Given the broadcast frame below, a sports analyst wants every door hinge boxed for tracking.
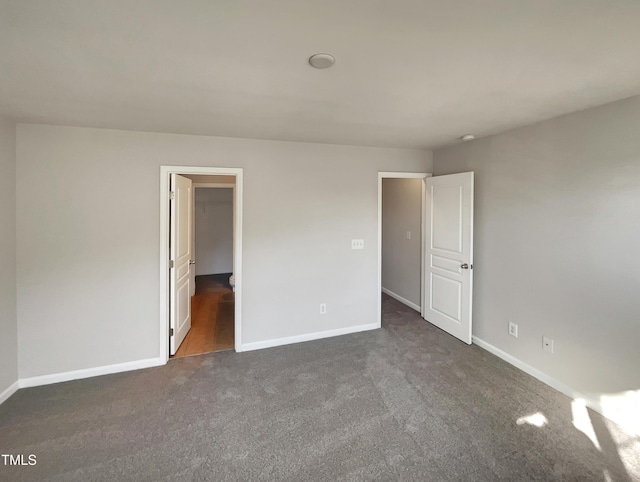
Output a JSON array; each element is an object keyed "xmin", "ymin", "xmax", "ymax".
[
  {"xmin": 169, "ymin": 328, "xmax": 174, "ymax": 337},
  {"xmin": 170, "ymin": 191, "xmax": 175, "ymax": 200},
  {"xmin": 169, "ymin": 260, "xmax": 174, "ymax": 269}
]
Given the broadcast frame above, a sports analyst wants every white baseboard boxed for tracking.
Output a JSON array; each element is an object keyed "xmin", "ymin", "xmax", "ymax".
[
  {"xmin": 0, "ymin": 380, "xmax": 19, "ymax": 405},
  {"xmin": 18, "ymin": 357, "xmax": 166, "ymax": 389},
  {"xmin": 472, "ymin": 336, "xmax": 609, "ymax": 422},
  {"xmin": 240, "ymin": 323, "xmax": 379, "ymax": 352},
  {"xmin": 381, "ymin": 287, "xmax": 421, "ymax": 312}
]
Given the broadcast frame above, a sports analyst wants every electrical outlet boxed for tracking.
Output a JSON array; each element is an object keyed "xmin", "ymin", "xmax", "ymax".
[
  {"xmin": 406, "ymin": 231, "xmax": 411, "ymax": 240},
  {"xmin": 508, "ymin": 322, "xmax": 518, "ymax": 338},
  {"xmin": 351, "ymin": 239, "xmax": 364, "ymax": 250},
  {"xmin": 543, "ymin": 336, "xmax": 554, "ymax": 353},
  {"xmin": 320, "ymin": 303, "xmax": 327, "ymax": 315}
]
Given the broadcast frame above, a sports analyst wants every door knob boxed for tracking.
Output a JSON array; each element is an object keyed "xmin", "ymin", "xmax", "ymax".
[
  {"xmin": 461, "ymin": 263, "xmax": 470, "ymax": 269},
  {"xmin": 189, "ymin": 260, "xmax": 196, "ymax": 265}
]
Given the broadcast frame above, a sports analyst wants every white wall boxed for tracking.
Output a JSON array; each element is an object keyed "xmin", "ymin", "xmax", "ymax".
[
  {"xmin": 382, "ymin": 178, "xmax": 422, "ymax": 308},
  {"xmin": 0, "ymin": 118, "xmax": 17, "ymax": 397},
  {"xmin": 433, "ymin": 96, "xmax": 640, "ymax": 414},
  {"xmin": 16, "ymin": 124, "xmax": 432, "ymax": 378},
  {"xmin": 195, "ymin": 188, "xmax": 233, "ymax": 276}
]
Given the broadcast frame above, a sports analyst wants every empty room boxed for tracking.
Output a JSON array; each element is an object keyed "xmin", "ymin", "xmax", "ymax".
[{"xmin": 1, "ymin": 1, "xmax": 639, "ymax": 480}]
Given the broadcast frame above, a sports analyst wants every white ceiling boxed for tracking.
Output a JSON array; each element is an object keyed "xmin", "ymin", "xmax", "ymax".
[{"xmin": 2, "ymin": 0, "xmax": 640, "ymax": 150}]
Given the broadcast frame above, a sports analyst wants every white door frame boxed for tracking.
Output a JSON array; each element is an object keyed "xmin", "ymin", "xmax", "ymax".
[
  {"xmin": 160, "ymin": 166, "xmax": 243, "ymax": 362},
  {"xmin": 377, "ymin": 171, "xmax": 432, "ymax": 326}
]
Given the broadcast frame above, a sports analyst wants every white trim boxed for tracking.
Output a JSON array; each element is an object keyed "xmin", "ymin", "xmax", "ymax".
[
  {"xmin": 472, "ymin": 336, "xmax": 612, "ymax": 424},
  {"xmin": 378, "ymin": 172, "xmax": 431, "ymax": 179},
  {"xmin": 377, "ymin": 172, "xmax": 432, "ymax": 327},
  {"xmin": 160, "ymin": 166, "xmax": 244, "ymax": 360},
  {"xmin": 192, "ymin": 182, "xmax": 234, "ymax": 189},
  {"xmin": 420, "ymin": 179, "xmax": 426, "ymax": 318},
  {"xmin": 381, "ymin": 287, "xmax": 421, "ymax": 312},
  {"xmin": 0, "ymin": 380, "xmax": 19, "ymax": 405},
  {"xmin": 240, "ymin": 323, "xmax": 379, "ymax": 352},
  {"xmin": 18, "ymin": 357, "xmax": 164, "ymax": 389}
]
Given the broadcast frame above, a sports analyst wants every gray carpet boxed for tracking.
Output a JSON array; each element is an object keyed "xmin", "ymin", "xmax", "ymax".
[{"xmin": 0, "ymin": 295, "xmax": 638, "ymax": 481}]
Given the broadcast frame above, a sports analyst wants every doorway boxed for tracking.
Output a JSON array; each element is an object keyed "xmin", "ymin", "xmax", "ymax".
[
  {"xmin": 159, "ymin": 166, "xmax": 243, "ymax": 363},
  {"xmin": 381, "ymin": 176, "xmax": 426, "ymax": 312},
  {"xmin": 173, "ymin": 181, "xmax": 236, "ymax": 358},
  {"xmin": 378, "ymin": 171, "xmax": 474, "ymax": 345},
  {"xmin": 378, "ymin": 172, "xmax": 430, "ymax": 326}
]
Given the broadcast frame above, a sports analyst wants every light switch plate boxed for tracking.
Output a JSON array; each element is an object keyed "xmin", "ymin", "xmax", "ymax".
[{"xmin": 351, "ymin": 239, "xmax": 364, "ymax": 250}]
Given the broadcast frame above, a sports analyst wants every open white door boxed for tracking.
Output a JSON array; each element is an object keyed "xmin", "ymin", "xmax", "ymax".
[
  {"xmin": 189, "ymin": 186, "xmax": 196, "ymax": 297},
  {"xmin": 423, "ymin": 172, "xmax": 474, "ymax": 344},
  {"xmin": 170, "ymin": 173, "xmax": 193, "ymax": 355}
]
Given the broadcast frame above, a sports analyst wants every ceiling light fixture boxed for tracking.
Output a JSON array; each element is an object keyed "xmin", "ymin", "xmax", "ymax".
[
  {"xmin": 308, "ymin": 53, "xmax": 335, "ymax": 69},
  {"xmin": 461, "ymin": 134, "xmax": 475, "ymax": 142}
]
